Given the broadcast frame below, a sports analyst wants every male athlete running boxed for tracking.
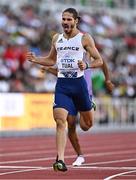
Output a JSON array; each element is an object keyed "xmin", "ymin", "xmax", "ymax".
[
  {"xmin": 41, "ymin": 59, "xmax": 114, "ymax": 166},
  {"xmin": 27, "ymin": 8, "xmax": 105, "ymax": 171}
]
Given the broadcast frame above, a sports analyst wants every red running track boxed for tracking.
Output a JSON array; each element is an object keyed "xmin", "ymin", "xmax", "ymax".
[{"xmin": 0, "ymin": 132, "xmax": 136, "ymax": 179}]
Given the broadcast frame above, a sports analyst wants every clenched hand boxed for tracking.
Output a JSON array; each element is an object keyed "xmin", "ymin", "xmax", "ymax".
[{"xmin": 78, "ymin": 60, "xmax": 87, "ymax": 70}]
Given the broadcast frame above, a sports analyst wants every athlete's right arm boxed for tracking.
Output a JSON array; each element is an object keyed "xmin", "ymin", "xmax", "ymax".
[{"xmin": 26, "ymin": 34, "xmax": 58, "ymax": 66}]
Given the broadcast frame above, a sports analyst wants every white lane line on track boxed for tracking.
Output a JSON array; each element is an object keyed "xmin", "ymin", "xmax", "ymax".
[
  {"xmin": 0, "ymin": 149, "xmax": 56, "ymax": 157},
  {"xmin": 73, "ymin": 166, "xmax": 136, "ymax": 170},
  {"xmin": 0, "ymin": 165, "xmax": 136, "ymax": 176},
  {"xmin": 0, "ymin": 166, "xmax": 75, "ymax": 176},
  {"xmin": 1, "ymin": 165, "xmax": 136, "ymax": 170},
  {"xmin": 0, "ymin": 165, "xmax": 43, "ymax": 169},
  {"xmin": 0, "ymin": 156, "xmax": 61, "ymax": 165},
  {"xmin": 0, "ymin": 167, "xmax": 53, "ymax": 176},
  {"xmin": 104, "ymin": 170, "xmax": 136, "ymax": 180},
  {"xmin": 0, "ymin": 149, "xmax": 136, "ymax": 165},
  {"xmin": 81, "ymin": 158, "xmax": 136, "ymax": 166},
  {"xmin": 1, "ymin": 165, "xmax": 136, "ymax": 171}
]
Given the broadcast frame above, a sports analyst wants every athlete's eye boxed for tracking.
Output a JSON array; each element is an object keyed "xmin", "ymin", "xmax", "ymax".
[
  {"xmin": 62, "ymin": 18, "xmax": 72, "ymax": 21},
  {"xmin": 67, "ymin": 18, "xmax": 72, "ymax": 21}
]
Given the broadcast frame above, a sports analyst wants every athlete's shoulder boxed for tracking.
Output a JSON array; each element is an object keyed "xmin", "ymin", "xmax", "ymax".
[
  {"xmin": 82, "ymin": 32, "xmax": 93, "ymax": 40},
  {"xmin": 81, "ymin": 32, "xmax": 95, "ymax": 46},
  {"xmin": 52, "ymin": 33, "xmax": 60, "ymax": 43},
  {"xmin": 53, "ymin": 33, "xmax": 64, "ymax": 44}
]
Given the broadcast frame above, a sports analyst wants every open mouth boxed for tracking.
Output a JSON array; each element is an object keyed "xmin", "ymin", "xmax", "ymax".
[{"xmin": 63, "ymin": 24, "xmax": 69, "ymax": 30}]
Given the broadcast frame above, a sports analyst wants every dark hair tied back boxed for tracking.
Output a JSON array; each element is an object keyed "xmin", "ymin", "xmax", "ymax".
[{"xmin": 63, "ymin": 8, "xmax": 80, "ymax": 20}]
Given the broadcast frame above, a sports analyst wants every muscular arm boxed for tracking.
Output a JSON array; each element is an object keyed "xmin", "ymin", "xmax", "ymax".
[
  {"xmin": 85, "ymin": 51, "xmax": 114, "ymax": 92},
  {"xmin": 102, "ymin": 60, "xmax": 110, "ymax": 81},
  {"xmin": 102, "ymin": 60, "xmax": 114, "ymax": 92},
  {"xmin": 26, "ymin": 34, "xmax": 58, "ymax": 66},
  {"xmin": 82, "ymin": 34, "xmax": 103, "ymax": 68}
]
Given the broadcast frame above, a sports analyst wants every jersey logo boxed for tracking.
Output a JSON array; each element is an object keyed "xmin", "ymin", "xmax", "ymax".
[
  {"xmin": 58, "ymin": 38, "xmax": 63, "ymax": 43},
  {"xmin": 61, "ymin": 71, "xmax": 77, "ymax": 78},
  {"xmin": 57, "ymin": 46, "xmax": 79, "ymax": 51}
]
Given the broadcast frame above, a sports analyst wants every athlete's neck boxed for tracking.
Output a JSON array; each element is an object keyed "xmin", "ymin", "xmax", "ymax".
[{"xmin": 64, "ymin": 29, "xmax": 80, "ymax": 40}]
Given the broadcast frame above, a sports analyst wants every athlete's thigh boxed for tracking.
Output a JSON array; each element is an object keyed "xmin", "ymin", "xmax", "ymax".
[
  {"xmin": 74, "ymin": 93, "xmax": 92, "ymax": 112},
  {"xmin": 67, "ymin": 115, "xmax": 76, "ymax": 128},
  {"xmin": 53, "ymin": 107, "xmax": 68, "ymax": 122},
  {"xmin": 73, "ymin": 77, "xmax": 92, "ymax": 112},
  {"xmin": 54, "ymin": 91, "xmax": 78, "ymax": 116},
  {"xmin": 67, "ymin": 102, "xmax": 77, "ymax": 128}
]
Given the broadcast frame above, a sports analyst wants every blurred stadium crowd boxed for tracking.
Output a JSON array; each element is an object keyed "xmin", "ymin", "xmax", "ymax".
[{"xmin": 0, "ymin": 2, "xmax": 135, "ymax": 98}]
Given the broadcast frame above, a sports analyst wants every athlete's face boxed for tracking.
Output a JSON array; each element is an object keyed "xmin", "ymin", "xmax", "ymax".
[{"xmin": 62, "ymin": 12, "xmax": 77, "ymax": 34}]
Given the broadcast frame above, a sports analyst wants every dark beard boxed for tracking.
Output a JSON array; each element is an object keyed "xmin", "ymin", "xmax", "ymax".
[{"xmin": 63, "ymin": 24, "xmax": 74, "ymax": 34}]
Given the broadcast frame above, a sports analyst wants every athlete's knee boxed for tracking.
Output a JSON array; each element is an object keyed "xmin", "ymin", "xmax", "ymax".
[
  {"xmin": 80, "ymin": 121, "xmax": 93, "ymax": 131},
  {"xmin": 87, "ymin": 120, "xmax": 93, "ymax": 128},
  {"xmin": 80, "ymin": 125, "xmax": 91, "ymax": 131},
  {"xmin": 79, "ymin": 111, "xmax": 93, "ymax": 131},
  {"xmin": 55, "ymin": 118, "xmax": 66, "ymax": 130},
  {"xmin": 67, "ymin": 115, "xmax": 76, "ymax": 134}
]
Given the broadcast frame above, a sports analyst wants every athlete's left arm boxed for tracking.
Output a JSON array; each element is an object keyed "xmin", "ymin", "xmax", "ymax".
[
  {"xmin": 82, "ymin": 33, "xmax": 103, "ymax": 68},
  {"xmin": 102, "ymin": 60, "xmax": 114, "ymax": 92}
]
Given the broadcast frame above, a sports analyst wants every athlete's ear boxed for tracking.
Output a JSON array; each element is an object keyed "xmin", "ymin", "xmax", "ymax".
[
  {"xmin": 76, "ymin": 16, "xmax": 80, "ymax": 24},
  {"xmin": 75, "ymin": 18, "xmax": 78, "ymax": 25}
]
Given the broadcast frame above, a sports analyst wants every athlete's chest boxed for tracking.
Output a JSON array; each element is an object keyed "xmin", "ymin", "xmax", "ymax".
[{"xmin": 56, "ymin": 35, "xmax": 84, "ymax": 56}]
